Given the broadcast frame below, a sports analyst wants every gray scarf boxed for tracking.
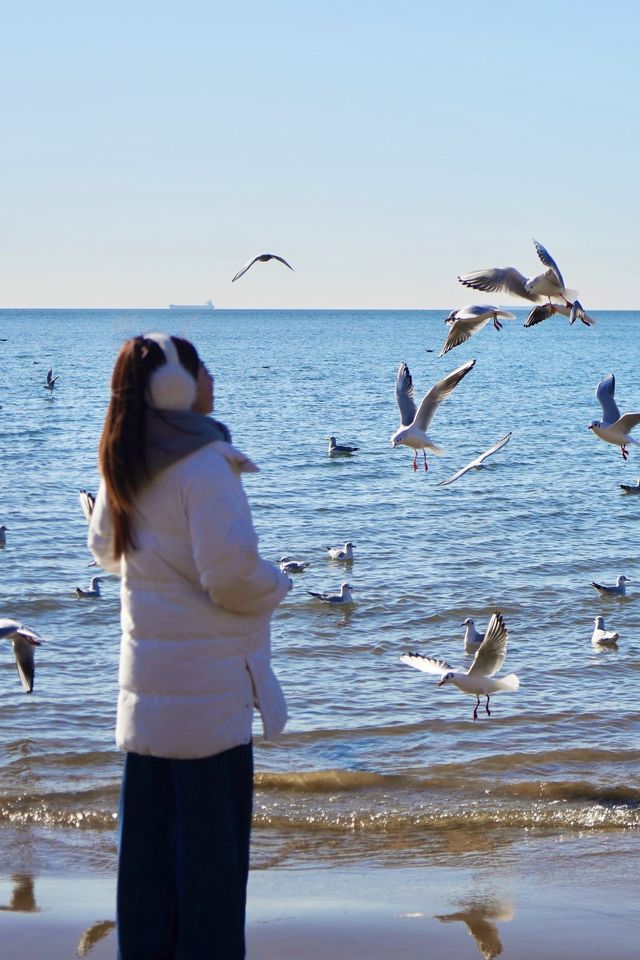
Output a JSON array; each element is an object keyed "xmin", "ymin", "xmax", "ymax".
[{"xmin": 145, "ymin": 409, "xmax": 231, "ymax": 481}]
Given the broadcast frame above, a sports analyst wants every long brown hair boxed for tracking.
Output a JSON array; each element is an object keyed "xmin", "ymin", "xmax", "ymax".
[{"xmin": 99, "ymin": 335, "xmax": 201, "ymax": 558}]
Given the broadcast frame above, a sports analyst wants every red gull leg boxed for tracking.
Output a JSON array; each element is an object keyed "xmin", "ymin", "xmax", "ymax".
[
  {"xmin": 413, "ymin": 451, "xmax": 418, "ymax": 471},
  {"xmin": 622, "ymin": 446, "xmax": 629, "ymax": 461}
]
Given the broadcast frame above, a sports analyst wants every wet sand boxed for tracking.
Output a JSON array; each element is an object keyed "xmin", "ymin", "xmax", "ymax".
[{"xmin": 1, "ymin": 830, "xmax": 639, "ymax": 959}]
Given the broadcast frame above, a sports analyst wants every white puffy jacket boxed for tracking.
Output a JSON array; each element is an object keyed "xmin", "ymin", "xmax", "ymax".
[{"xmin": 88, "ymin": 440, "xmax": 291, "ymax": 759}]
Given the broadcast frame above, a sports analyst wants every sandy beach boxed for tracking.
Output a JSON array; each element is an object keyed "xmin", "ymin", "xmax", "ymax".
[{"xmin": 1, "ymin": 827, "xmax": 639, "ymax": 959}]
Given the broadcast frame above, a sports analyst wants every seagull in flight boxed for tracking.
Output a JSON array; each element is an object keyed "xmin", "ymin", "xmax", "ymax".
[
  {"xmin": 43, "ymin": 368, "xmax": 60, "ymax": 392},
  {"xmin": 458, "ymin": 239, "xmax": 577, "ymax": 306},
  {"xmin": 232, "ymin": 253, "xmax": 294, "ymax": 283},
  {"xmin": 591, "ymin": 616, "xmax": 619, "ymax": 647},
  {"xmin": 439, "ymin": 305, "xmax": 516, "ymax": 357},
  {"xmin": 0, "ymin": 619, "xmax": 44, "ymax": 693},
  {"xmin": 78, "ymin": 489, "xmax": 96, "ymax": 523},
  {"xmin": 524, "ymin": 300, "xmax": 596, "ymax": 328},
  {"xmin": 325, "ymin": 542, "xmax": 354, "ymax": 561},
  {"xmin": 327, "ymin": 436, "xmax": 359, "ymax": 456},
  {"xmin": 75, "ymin": 576, "xmax": 103, "ymax": 598},
  {"xmin": 591, "ymin": 575, "xmax": 631, "ymax": 598},
  {"xmin": 437, "ymin": 433, "xmax": 512, "ymax": 487},
  {"xmin": 589, "ymin": 373, "xmax": 640, "ymax": 461},
  {"xmin": 307, "ymin": 582, "xmax": 354, "ymax": 604},
  {"xmin": 391, "ymin": 359, "xmax": 476, "ymax": 471},
  {"xmin": 401, "ymin": 612, "xmax": 519, "ymax": 720}
]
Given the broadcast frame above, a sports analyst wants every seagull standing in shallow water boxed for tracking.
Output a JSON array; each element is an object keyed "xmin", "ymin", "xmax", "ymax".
[
  {"xmin": 591, "ymin": 575, "xmax": 631, "ymax": 598},
  {"xmin": 0, "ymin": 619, "xmax": 44, "ymax": 693},
  {"xmin": 589, "ymin": 373, "xmax": 640, "ymax": 461},
  {"xmin": 591, "ymin": 616, "xmax": 619, "ymax": 647},
  {"xmin": 391, "ymin": 359, "xmax": 476, "ymax": 471},
  {"xmin": 307, "ymin": 582, "xmax": 354, "ymax": 605},
  {"xmin": 75, "ymin": 576, "xmax": 103, "ymax": 598},
  {"xmin": 401, "ymin": 612, "xmax": 519, "ymax": 720}
]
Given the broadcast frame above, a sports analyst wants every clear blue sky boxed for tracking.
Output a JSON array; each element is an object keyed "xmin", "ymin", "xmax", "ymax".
[{"xmin": 1, "ymin": 1, "xmax": 638, "ymax": 308}]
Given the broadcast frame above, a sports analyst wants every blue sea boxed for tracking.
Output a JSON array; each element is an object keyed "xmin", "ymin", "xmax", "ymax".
[{"xmin": 0, "ymin": 308, "xmax": 639, "ymax": 876}]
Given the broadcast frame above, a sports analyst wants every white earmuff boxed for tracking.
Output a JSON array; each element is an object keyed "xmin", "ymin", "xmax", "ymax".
[{"xmin": 145, "ymin": 332, "xmax": 197, "ymax": 411}]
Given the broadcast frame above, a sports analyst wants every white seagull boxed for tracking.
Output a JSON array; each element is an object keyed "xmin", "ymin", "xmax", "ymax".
[
  {"xmin": 439, "ymin": 305, "xmax": 516, "ymax": 357},
  {"xmin": 591, "ymin": 616, "xmax": 619, "ymax": 647},
  {"xmin": 458, "ymin": 240, "xmax": 576, "ymax": 305},
  {"xmin": 43, "ymin": 368, "xmax": 60, "ymax": 392},
  {"xmin": 620, "ymin": 477, "xmax": 640, "ymax": 494},
  {"xmin": 401, "ymin": 612, "xmax": 519, "ymax": 720},
  {"xmin": 327, "ymin": 436, "xmax": 359, "ymax": 456},
  {"xmin": 75, "ymin": 576, "xmax": 103, "ymax": 599},
  {"xmin": 591, "ymin": 575, "xmax": 631, "ymax": 598},
  {"xmin": 391, "ymin": 359, "xmax": 476, "ymax": 471},
  {"xmin": 589, "ymin": 373, "xmax": 640, "ymax": 461},
  {"xmin": 78, "ymin": 489, "xmax": 96, "ymax": 523},
  {"xmin": 461, "ymin": 617, "xmax": 485, "ymax": 655},
  {"xmin": 0, "ymin": 525, "xmax": 8, "ymax": 548},
  {"xmin": 524, "ymin": 300, "xmax": 596, "ymax": 328},
  {"xmin": 325, "ymin": 542, "xmax": 354, "ymax": 561},
  {"xmin": 307, "ymin": 582, "xmax": 355, "ymax": 605},
  {"xmin": 437, "ymin": 432, "xmax": 512, "ymax": 487},
  {"xmin": 278, "ymin": 556, "xmax": 310, "ymax": 574},
  {"xmin": 0, "ymin": 618, "xmax": 44, "ymax": 693},
  {"xmin": 232, "ymin": 253, "xmax": 294, "ymax": 283}
]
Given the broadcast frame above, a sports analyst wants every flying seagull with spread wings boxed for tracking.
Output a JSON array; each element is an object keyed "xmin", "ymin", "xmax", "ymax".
[
  {"xmin": 0, "ymin": 619, "xmax": 44, "ymax": 693},
  {"xmin": 458, "ymin": 239, "xmax": 576, "ymax": 305},
  {"xmin": 437, "ymin": 432, "xmax": 512, "ymax": 487},
  {"xmin": 232, "ymin": 253, "xmax": 294, "ymax": 282},
  {"xmin": 391, "ymin": 359, "xmax": 476, "ymax": 471},
  {"xmin": 439, "ymin": 305, "xmax": 516, "ymax": 357},
  {"xmin": 589, "ymin": 373, "xmax": 640, "ymax": 460},
  {"xmin": 524, "ymin": 300, "xmax": 596, "ymax": 328}
]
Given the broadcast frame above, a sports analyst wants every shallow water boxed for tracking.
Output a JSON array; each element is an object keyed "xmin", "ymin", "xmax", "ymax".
[{"xmin": 1, "ymin": 308, "xmax": 639, "ymax": 869}]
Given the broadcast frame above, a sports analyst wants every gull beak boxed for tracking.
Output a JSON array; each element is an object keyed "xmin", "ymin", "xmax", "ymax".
[{"xmin": 438, "ymin": 677, "xmax": 446, "ymax": 687}]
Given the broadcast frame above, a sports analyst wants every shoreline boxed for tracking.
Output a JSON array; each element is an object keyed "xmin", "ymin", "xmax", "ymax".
[{"xmin": 1, "ymin": 829, "xmax": 639, "ymax": 959}]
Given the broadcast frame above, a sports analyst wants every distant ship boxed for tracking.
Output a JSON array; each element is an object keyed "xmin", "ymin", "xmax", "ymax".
[{"xmin": 168, "ymin": 299, "xmax": 215, "ymax": 310}]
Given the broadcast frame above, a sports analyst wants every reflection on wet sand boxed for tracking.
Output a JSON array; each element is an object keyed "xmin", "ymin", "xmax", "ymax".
[
  {"xmin": 76, "ymin": 918, "xmax": 116, "ymax": 957},
  {"xmin": 435, "ymin": 898, "xmax": 514, "ymax": 960},
  {"xmin": 0, "ymin": 874, "xmax": 39, "ymax": 913}
]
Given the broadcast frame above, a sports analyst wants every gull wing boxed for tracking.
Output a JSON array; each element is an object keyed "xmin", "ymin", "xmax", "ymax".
[
  {"xmin": 79, "ymin": 489, "xmax": 96, "ymax": 523},
  {"xmin": 532, "ymin": 239, "xmax": 565, "ymax": 288},
  {"xmin": 12, "ymin": 633, "xmax": 40, "ymax": 692},
  {"xmin": 452, "ymin": 305, "xmax": 514, "ymax": 321},
  {"xmin": 232, "ymin": 256, "xmax": 260, "ymax": 282},
  {"xmin": 595, "ymin": 374, "xmax": 620, "ymax": 424},
  {"xmin": 614, "ymin": 413, "xmax": 640, "ymax": 434},
  {"xmin": 524, "ymin": 303, "xmax": 559, "ymax": 327},
  {"xmin": 467, "ymin": 612, "xmax": 508, "ymax": 678},
  {"xmin": 46, "ymin": 368, "xmax": 53, "ymax": 384},
  {"xmin": 458, "ymin": 267, "xmax": 541, "ymax": 303},
  {"xmin": 269, "ymin": 254, "xmax": 294, "ymax": 272},
  {"xmin": 437, "ymin": 433, "xmax": 512, "ymax": 487},
  {"xmin": 438, "ymin": 316, "xmax": 490, "ymax": 358},
  {"xmin": 395, "ymin": 363, "xmax": 417, "ymax": 426},
  {"xmin": 400, "ymin": 653, "xmax": 452, "ymax": 675},
  {"xmin": 0, "ymin": 618, "xmax": 22, "ymax": 639},
  {"xmin": 414, "ymin": 359, "xmax": 476, "ymax": 432}
]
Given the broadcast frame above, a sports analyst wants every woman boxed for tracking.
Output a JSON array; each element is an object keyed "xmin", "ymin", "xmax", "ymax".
[{"xmin": 88, "ymin": 333, "xmax": 291, "ymax": 959}]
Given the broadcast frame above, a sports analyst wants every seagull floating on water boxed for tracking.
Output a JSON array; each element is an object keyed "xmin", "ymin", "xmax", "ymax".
[
  {"xmin": 591, "ymin": 616, "xmax": 619, "ymax": 647},
  {"xmin": 591, "ymin": 575, "xmax": 631, "ymax": 598},
  {"xmin": 79, "ymin": 489, "xmax": 96, "ymax": 523},
  {"xmin": 524, "ymin": 300, "xmax": 596, "ymax": 328},
  {"xmin": 327, "ymin": 436, "xmax": 359, "ymax": 456},
  {"xmin": 458, "ymin": 239, "xmax": 577, "ymax": 306},
  {"xmin": 278, "ymin": 556, "xmax": 310, "ymax": 574},
  {"xmin": 232, "ymin": 253, "xmax": 294, "ymax": 283},
  {"xmin": 437, "ymin": 433, "xmax": 512, "ymax": 487},
  {"xmin": 589, "ymin": 373, "xmax": 640, "ymax": 461},
  {"xmin": 307, "ymin": 582, "xmax": 354, "ymax": 605},
  {"xmin": 75, "ymin": 576, "xmax": 103, "ymax": 599},
  {"xmin": 461, "ymin": 617, "xmax": 485, "ymax": 655},
  {"xmin": 401, "ymin": 612, "xmax": 519, "ymax": 720},
  {"xmin": 391, "ymin": 359, "xmax": 476, "ymax": 471},
  {"xmin": 0, "ymin": 619, "xmax": 44, "ymax": 693},
  {"xmin": 325, "ymin": 542, "xmax": 354, "ymax": 561},
  {"xmin": 43, "ymin": 368, "xmax": 59, "ymax": 392},
  {"xmin": 0, "ymin": 525, "xmax": 8, "ymax": 548},
  {"xmin": 620, "ymin": 476, "xmax": 640, "ymax": 494},
  {"xmin": 439, "ymin": 305, "xmax": 516, "ymax": 358}
]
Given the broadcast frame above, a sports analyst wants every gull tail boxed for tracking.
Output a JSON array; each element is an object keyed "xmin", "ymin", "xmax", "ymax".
[{"xmin": 495, "ymin": 673, "xmax": 520, "ymax": 692}]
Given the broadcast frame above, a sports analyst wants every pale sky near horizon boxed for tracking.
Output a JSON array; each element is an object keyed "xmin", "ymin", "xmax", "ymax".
[{"xmin": 1, "ymin": 1, "xmax": 639, "ymax": 309}]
